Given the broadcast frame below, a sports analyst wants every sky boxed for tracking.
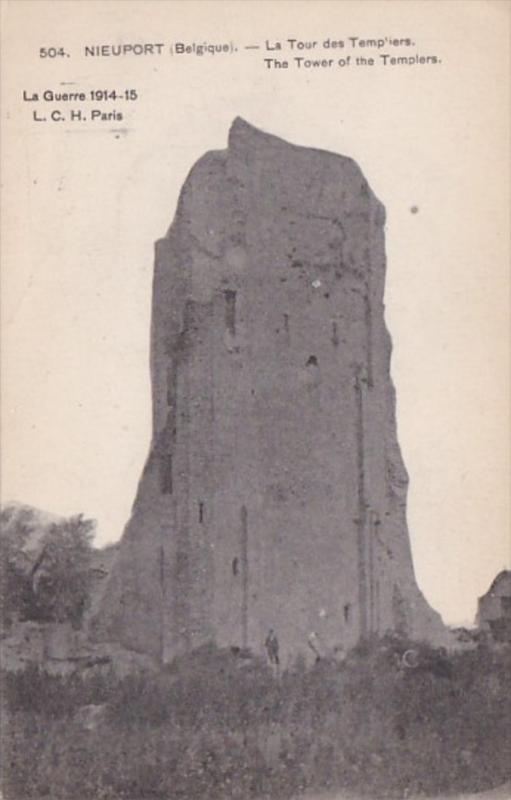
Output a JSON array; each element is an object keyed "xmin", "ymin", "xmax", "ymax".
[{"xmin": 1, "ymin": 0, "xmax": 510, "ymax": 626}]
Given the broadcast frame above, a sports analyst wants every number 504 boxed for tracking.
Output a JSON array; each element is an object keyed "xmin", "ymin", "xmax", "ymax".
[{"xmin": 39, "ymin": 47, "xmax": 69, "ymax": 58}]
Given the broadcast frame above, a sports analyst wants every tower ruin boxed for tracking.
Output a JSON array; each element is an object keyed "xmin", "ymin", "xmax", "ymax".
[{"xmin": 93, "ymin": 118, "xmax": 445, "ymax": 663}]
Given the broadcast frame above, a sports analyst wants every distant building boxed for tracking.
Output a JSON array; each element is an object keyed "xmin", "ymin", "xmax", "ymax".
[{"xmin": 477, "ymin": 571, "xmax": 511, "ymax": 643}]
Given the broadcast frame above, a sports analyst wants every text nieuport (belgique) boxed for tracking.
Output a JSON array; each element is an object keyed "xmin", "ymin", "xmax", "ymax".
[{"xmin": 83, "ymin": 42, "xmax": 234, "ymax": 57}]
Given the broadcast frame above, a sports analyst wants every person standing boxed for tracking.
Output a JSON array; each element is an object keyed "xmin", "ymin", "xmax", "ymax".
[{"xmin": 265, "ymin": 628, "xmax": 280, "ymax": 668}]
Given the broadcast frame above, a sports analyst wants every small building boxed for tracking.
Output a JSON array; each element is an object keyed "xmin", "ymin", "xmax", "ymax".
[{"xmin": 477, "ymin": 571, "xmax": 511, "ymax": 642}]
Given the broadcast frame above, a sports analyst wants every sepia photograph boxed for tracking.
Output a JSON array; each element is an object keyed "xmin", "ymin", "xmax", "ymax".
[{"xmin": 1, "ymin": 2, "xmax": 510, "ymax": 799}]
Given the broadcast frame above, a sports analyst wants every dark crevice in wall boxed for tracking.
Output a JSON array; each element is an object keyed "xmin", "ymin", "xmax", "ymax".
[
  {"xmin": 375, "ymin": 577, "xmax": 381, "ymax": 632},
  {"xmin": 159, "ymin": 545, "xmax": 165, "ymax": 590},
  {"xmin": 354, "ymin": 369, "xmax": 368, "ymax": 639},
  {"xmin": 240, "ymin": 506, "xmax": 248, "ymax": 649},
  {"xmin": 199, "ymin": 501, "xmax": 204, "ymax": 524},
  {"xmin": 364, "ymin": 293, "xmax": 374, "ymax": 387},
  {"xmin": 332, "ymin": 321, "xmax": 339, "ymax": 348},
  {"xmin": 166, "ymin": 366, "xmax": 174, "ymax": 407},
  {"xmin": 306, "ymin": 355, "xmax": 318, "ymax": 367},
  {"xmin": 159, "ymin": 542, "xmax": 166, "ymax": 662},
  {"xmin": 224, "ymin": 290, "xmax": 237, "ymax": 336},
  {"xmin": 368, "ymin": 512, "xmax": 375, "ymax": 634},
  {"xmin": 160, "ymin": 453, "xmax": 173, "ymax": 494}
]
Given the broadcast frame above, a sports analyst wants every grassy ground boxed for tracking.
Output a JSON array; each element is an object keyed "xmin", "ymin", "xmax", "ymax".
[{"xmin": 1, "ymin": 635, "xmax": 510, "ymax": 799}]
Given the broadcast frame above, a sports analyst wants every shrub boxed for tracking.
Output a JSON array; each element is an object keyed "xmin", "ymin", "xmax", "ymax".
[
  {"xmin": 2, "ymin": 638, "xmax": 510, "ymax": 799},
  {"xmin": 0, "ymin": 508, "xmax": 96, "ymax": 628}
]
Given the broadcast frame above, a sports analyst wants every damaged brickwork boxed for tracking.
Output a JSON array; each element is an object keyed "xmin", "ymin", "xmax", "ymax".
[{"xmin": 92, "ymin": 118, "xmax": 446, "ymax": 663}]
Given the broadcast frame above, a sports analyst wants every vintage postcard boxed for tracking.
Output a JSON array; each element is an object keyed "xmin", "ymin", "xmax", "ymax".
[{"xmin": 1, "ymin": 2, "xmax": 510, "ymax": 799}]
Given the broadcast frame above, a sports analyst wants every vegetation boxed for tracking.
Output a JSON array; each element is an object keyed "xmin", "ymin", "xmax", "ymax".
[
  {"xmin": 0, "ymin": 506, "xmax": 96, "ymax": 628},
  {"xmin": 2, "ymin": 636, "xmax": 510, "ymax": 799}
]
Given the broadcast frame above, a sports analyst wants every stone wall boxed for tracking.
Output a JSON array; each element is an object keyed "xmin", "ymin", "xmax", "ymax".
[{"xmin": 93, "ymin": 119, "xmax": 446, "ymax": 664}]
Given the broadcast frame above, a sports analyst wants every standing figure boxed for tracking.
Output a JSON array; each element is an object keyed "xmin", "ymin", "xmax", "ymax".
[{"xmin": 265, "ymin": 628, "xmax": 280, "ymax": 668}]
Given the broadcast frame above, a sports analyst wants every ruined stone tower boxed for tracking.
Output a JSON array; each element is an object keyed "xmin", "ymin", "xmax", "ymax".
[{"xmin": 93, "ymin": 118, "xmax": 445, "ymax": 664}]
